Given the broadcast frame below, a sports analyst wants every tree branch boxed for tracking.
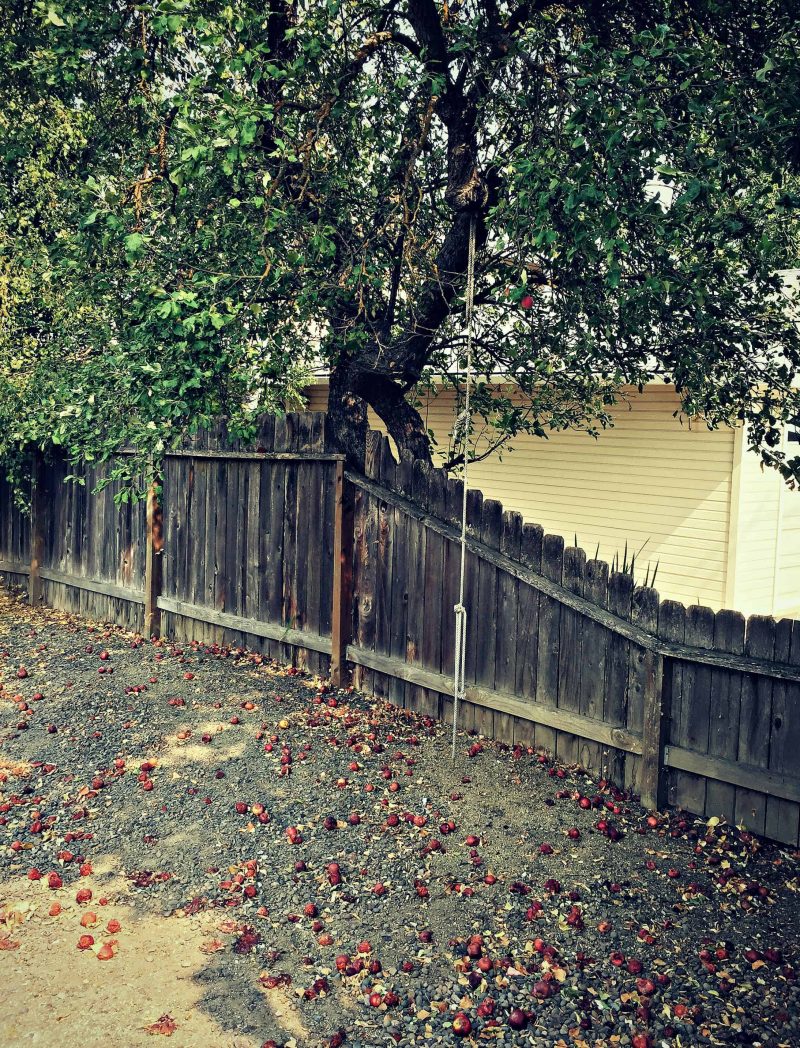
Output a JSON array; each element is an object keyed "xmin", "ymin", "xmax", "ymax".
[{"xmin": 406, "ymin": 0, "xmax": 451, "ymax": 82}]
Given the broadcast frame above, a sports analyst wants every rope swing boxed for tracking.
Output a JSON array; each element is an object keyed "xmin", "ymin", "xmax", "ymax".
[{"xmin": 452, "ymin": 213, "xmax": 478, "ymax": 761}]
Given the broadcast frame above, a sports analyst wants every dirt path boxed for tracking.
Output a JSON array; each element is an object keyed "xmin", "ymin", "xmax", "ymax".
[{"xmin": 0, "ymin": 590, "xmax": 798, "ymax": 1048}]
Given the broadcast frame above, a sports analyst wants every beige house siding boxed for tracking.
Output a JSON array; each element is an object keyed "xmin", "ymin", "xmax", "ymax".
[
  {"xmin": 731, "ymin": 432, "xmax": 781, "ymax": 615},
  {"xmin": 774, "ymin": 429, "xmax": 800, "ymax": 617},
  {"xmin": 303, "ymin": 381, "xmax": 737, "ymax": 609},
  {"xmin": 777, "ymin": 490, "xmax": 800, "ymax": 616},
  {"xmin": 728, "ymin": 426, "xmax": 800, "ymax": 617}
]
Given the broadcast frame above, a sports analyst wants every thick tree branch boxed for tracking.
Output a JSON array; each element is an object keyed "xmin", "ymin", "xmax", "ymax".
[{"xmin": 406, "ymin": 0, "xmax": 451, "ymax": 81}]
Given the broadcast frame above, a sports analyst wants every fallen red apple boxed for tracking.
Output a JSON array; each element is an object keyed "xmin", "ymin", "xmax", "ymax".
[
  {"xmin": 508, "ymin": 1007, "xmax": 527, "ymax": 1030},
  {"xmin": 452, "ymin": 1013, "xmax": 472, "ymax": 1037}
]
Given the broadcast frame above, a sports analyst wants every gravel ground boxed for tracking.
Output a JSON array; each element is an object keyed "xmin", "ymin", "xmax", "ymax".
[{"xmin": 0, "ymin": 588, "xmax": 798, "ymax": 1048}]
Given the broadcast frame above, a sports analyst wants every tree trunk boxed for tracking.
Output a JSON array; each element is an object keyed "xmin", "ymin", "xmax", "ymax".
[{"xmin": 327, "ymin": 362, "xmax": 368, "ymax": 470}]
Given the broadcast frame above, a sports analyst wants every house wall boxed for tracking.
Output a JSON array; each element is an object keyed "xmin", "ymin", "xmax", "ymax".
[
  {"xmin": 777, "ymin": 485, "xmax": 800, "ymax": 616},
  {"xmin": 729, "ymin": 430, "xmax": 782, "ymax": 616},
  {"xmin": 730, "ymin": 427, "xmax": 800, "ymax": 618},
  {"xmin": 774, "ymin": 427, "xmax": 800, "ymax": 617},
  {"xmin": 304, "ymin": 382, "xmax": 737, "ymax": 609}
]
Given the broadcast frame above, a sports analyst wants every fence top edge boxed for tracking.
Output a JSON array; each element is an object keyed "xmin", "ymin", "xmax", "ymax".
[
  {"xmin": 345, "ymin": 469, "xmax": 800, "ymax": 684},
  {"xmin": 116, "ymin": 448, "xmax": 346, "ymax": 462}
]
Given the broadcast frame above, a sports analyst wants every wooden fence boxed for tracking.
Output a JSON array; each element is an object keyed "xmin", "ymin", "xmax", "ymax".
[{"xmin": 1, "ymin": 412, "xmax": 799, "ymax": 848}]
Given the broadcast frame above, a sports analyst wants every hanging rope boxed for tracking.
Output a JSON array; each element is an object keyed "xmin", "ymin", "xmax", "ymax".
[{"xmin": 452, "ymin": 213, "xmax": 477, "ymax": 761}]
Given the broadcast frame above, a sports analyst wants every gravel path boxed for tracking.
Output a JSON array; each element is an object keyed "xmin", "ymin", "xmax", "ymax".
[{"xmin": 0, "ymin": 589, "xmax": 798, "ymax": 1048}]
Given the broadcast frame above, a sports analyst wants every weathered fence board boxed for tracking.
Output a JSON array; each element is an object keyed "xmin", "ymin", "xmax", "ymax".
[{"xmin": 2, "ymin": 412, "xmax": 799, "ymax": 848}]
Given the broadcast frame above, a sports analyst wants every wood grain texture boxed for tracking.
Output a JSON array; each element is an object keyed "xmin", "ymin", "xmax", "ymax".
[{"xmin": 2, "ymin": 413, "xmax": 799, "ymax": 848}]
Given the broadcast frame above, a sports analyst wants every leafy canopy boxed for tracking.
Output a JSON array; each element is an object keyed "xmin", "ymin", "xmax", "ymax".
[{"xmin": 1, "ymin": 0, "xmax": 799, "ymax": 489}]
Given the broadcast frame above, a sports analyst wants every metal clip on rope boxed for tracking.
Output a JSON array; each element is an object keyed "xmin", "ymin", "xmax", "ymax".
[{"xmin": 452, "ymin": 601, "xmax": 467, "ymax": 761}]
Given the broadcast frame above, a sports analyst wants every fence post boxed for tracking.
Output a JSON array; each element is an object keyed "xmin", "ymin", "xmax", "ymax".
[
  {"xmin": 28, "ymin": 450, "xmax": 45, "ymax": 607},
  {"xmin": 330, "ymin": 459, "xmax": 355, "ymax": 688},
  {"xmin": 144, "ymin": 479, "xmax": 163, "ymax": 638},
  {"xmin": 640, "ymin": 651, "xmax": 669, "ymax": 810}
]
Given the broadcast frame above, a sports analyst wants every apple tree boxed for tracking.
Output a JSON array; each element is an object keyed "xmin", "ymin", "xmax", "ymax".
[{"xmin": 1, "ymin": 0, "xmax": 799, "ymax": 489}]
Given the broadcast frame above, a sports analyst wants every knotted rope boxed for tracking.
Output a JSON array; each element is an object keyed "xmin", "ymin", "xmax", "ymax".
[{"xmin": 452, "ymin": 213, "xmax": 477, "ymax": 761}]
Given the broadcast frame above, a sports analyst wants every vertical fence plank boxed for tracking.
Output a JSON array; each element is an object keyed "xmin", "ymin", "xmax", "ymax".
[
  {"xmin": 439, "ymin": 474, "xmax": 464, "ymax": 729},
  {"xmin": 660, "ymin": 600, "xmax": 686, "ymax": 810},
  {"xmin": 494, "ymin": 511, "xmax": 523, "ymax": 745},
  {"xmin": 461, "ymin": 487, "xmax": 484, "ymax": 734},
  {"xmin": 472, "ymin": 499, "xmax": 503, "ymax": 738},
  {"xmin": 635, "ymin": 588, "xmax": 668, "ymax": 810},
  {"xmin": 330, "ymin": 459, "xmax": 356, "ymax": 689},
  {"xmin": 257, "ymin": 419, "xmax": 278, "ymax": 657},
  {"xmin": 144, "ymin": 481, "xmax": 163, "ymax": 639},
  {"xmin": 199, "ymin": 432, "xmax": 216, "ymax": 640},
  {"xmin": 243, "ymin": 456, "xmax": 261, "ymax": 652},
  {"xmin": 280, "ymin": 415, "xmax": 301, "ymax": 662},
  {"xmin": 628, "ymin": 586, "xmax": 660, "ymax": 798},
  {"xmin": 266, "ymin": 416, "xmax": 288, "ymax": 659},
  {"xmin": 317, "ymin": 416, "xmax": 338, "ymax": 674},
  {"xmin": 579, "ymin": 559, "xmax": 609, "ymax": 776},
  {"xmin": 302, "ymin": 415, "xmax": 327, "ymax": 675},
  {"xmin": 28, "ymin": 451, "xmax": 45, "ymax": 606},
  {"xmin": 404, "ymin": 461, "xmax": 430, "ymax": 713},
  {"xmin": 372, "ymin": 438, "xmax": 396, "ymax": 698},
  {"xmin": 765, "ymin": 620, "xmax": 800, "ymax": 846},
  {"xmin": 535, "ymin": 533, "xmax": 565, "ymax": 756},
  {"xmin": 353, "ymin": 433, "xmax": 381, "ymax": 694},
  {"xmin": 420, "ymin": 467, "xmax": 447, "ymax": 716},
  {"xmin": 225, "ymin": 457, "xmax": 244, "ymax": 636},
  {"xmin": 388, "ymin": 454, "xmax": 413, "ymax": 708},
  {"xmin": 292, "ymin": 415, "xmax": 314, "ymax": 666},
  {"xmin": 515, "ymin": 523, "xmax": 543, "ymax": 749},
  {"xmin": 735, "ymin": 615, "xmax": 776, "ymax": 835},
  {"xmin": 557, "ymin": 546, "xmax": 586, "ymax": 766},
  {"xmin": 604, "ymin": 571, "xmax": 634, "ymax": 785},
  {"xmin": 673, "ymin": 605, "xmax": 716, "ymax": 817},
  {"xmin": 179, "ymin": 453, "xmax": 195, "ymax": 642},
  {"xmin": 705, "ymin": 609, "xmax": 746, "ymax": 824}
]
